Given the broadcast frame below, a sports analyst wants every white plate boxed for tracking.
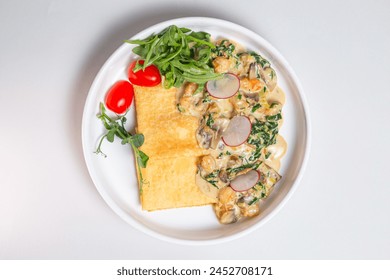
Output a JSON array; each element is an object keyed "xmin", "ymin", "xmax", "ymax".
[{"xmin": 82, "ymin": 17, "xmax": 311, "ymax": 245}]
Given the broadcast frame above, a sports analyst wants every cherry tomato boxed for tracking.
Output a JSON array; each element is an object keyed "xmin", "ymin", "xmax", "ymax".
[
  {"xmin": 105, "ymin": 80, "xmax": 134, "ymax": 114},
  {"xmin": 128, "ymin": 60, "xmax": 161, "ymax": 87}
]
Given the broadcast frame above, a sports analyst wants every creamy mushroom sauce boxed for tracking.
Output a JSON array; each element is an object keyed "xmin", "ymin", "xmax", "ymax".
[{"xmin": 177, "ymin": 39, "xmax": 287, "ymax": 224}]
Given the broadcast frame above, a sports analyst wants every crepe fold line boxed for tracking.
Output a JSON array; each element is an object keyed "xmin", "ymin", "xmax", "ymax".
[{"xmin": 133, "ymin": 85, "xmax": 217, "ymax": 211}]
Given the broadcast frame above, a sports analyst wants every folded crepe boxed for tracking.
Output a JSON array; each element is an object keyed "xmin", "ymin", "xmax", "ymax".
[{"xmin": 133, "ymin": 85, "xmax": 217, "ymax": 211}]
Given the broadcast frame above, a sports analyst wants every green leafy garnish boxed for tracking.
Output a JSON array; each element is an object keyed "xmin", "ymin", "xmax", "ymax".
[
  {"xmin": 95, "ymin": 103, "xmax": 149, "ymax": 192},
  {"xmin": 248, "ymin": 197, "xmax": 259, "ymax": 206},
  {"xmin": 266, "ymin": 113, "xmax": 282, "ymax": 122},
  {"xmin": 270, "ymin": 102, "xmax": 279, "ymax": 108},
  {"xmin": 199, "ymin": 169, "xmax": 220, "ymax": 189},
  {"xmin": 212, "ymin": 40, "xmax": 236, "ymax": 57},
  {"xmin": 251, "ymin": 103, "xmax": 261, "ymax": 113},
  {"xmin": 202, "ymin": 92, "xmax": 212, "ymax": 103},
  {"xmin": 126, "ymin": 25, "xmax": 222, "ymax": 89},
  {"xmin": 227, "ymin": 162, "xmax": 260, "ymax": 177},
  {"xmin": 247, "ymin": 113, "xmax": 282, "ymax": 162},
  {"xmin": 205, "ymin": 113, "xmax": 214, "ymax": 128},
  {"xmin": 249, "ymin": 181, "xmax": 268, "ymax": 205},
  {"xmin": 248, "ymin": 51, "xmax": 271, "ymax": 68}
]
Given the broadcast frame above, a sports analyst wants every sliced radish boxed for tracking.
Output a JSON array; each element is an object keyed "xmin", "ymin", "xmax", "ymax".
[
  {"xmin": 221, "ymin": 115, "xmax": 252, "ymax": 147},
  {"xmin": 230, "ymin": 170, "xmax": 260, "ymax": 192},
  {"xmin": 206, "ymin": 73, "xmax": 240, "ymax": 99}
]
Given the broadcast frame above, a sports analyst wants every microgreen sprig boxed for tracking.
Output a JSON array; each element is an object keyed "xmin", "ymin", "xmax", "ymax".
[{"xmin": 95, "ymin": 103, "xmax": 149, "ymax": 192}]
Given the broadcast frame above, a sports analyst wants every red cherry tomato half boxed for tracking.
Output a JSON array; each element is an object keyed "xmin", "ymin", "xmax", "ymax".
[
  {"xmin": 128, "ymin": 60, "xmax": 161, "ymax": 87},
  {"xmin": 105, "ymin": 80, "xmax": 134, "ymax": 114}
]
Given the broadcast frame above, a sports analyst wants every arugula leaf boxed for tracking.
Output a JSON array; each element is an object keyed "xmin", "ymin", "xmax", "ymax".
[{"xmin": 126, "ymin": 25, "xmax": 222, "ymax": 89}]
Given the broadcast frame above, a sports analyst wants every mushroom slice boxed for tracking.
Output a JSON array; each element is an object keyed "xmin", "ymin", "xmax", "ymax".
[
  {"xmin": 210, "ymin": 117, "xmax": 230, "ymax": 149},
  {"xmin": 244, "ymin": 91, "xmax": 259, "ymax": 102},
  {"xmin": 248, "ymin": 62, "xmax": 259, "ymax": 80},
  {"xmin": 219, "ymin": 206, "xmax": 241, "ymax": 224},
  {"xmin": 218, "ymin": 169, "xmax": 229, "ymax": 183},
  {"xmin": 259, "ymin": 66, "xmax": 277, "ymax": 92},
  {"xmin": 196, "ymin": 117, "xmax": 230, "ymax": 150},
  {"xmin": 196, "ymin": 125, "xmax": 214, "ymax": 149}
]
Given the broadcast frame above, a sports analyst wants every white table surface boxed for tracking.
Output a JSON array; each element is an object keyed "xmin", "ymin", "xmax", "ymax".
[{"xmin": 1, "ymin": 0, "xmax": 389, "ymax": 259}]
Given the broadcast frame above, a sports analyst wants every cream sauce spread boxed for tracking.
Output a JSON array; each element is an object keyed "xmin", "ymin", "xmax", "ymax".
[{"xmin": 177, "ymin": 39, "xmax": 287, "ymax": 223}]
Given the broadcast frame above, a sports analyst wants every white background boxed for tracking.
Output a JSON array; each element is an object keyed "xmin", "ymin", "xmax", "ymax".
[{"xmin": 1, "ymin": 0, "xmax": 389, "ymax": 259}]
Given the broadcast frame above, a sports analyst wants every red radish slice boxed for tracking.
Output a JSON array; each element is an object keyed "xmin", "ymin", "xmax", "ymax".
[
  {"xmin": 206, "ymin": 73, "xmax": 240, "ymax": 99},
  {"xmin": 230, "ymin": 170, "xmax": 260, "ymax": 192},
  {"xmin": 222, "ymin": 116, "xmax": 252, "ymax": 147}
]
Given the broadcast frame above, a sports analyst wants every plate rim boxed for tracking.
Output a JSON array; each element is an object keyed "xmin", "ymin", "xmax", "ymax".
[{"xmin": 81, "ymin": 16, "xmax": 311, "ymax": 245}]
